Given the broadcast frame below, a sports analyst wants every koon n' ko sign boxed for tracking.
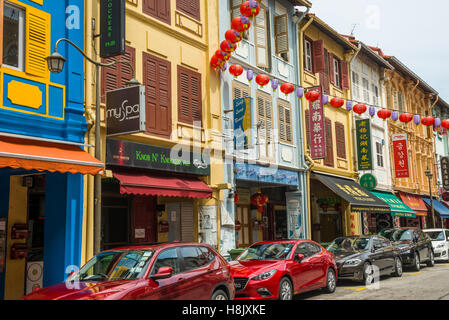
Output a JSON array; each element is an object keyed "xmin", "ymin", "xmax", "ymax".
[{"xmin": 106, "ymin": 85, "xmax": 146, "ymax": 136}]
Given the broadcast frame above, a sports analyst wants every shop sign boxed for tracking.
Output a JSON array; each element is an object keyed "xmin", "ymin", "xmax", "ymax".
[
  {"xmin": 286, "ymin": 192, "xmax": 303, "ymax": 239},
  {"xmin": 356, "ymin": 119, "xmax": 373, "ymax": 171},
  {"xmin": 100, "ymin": 0, "xmax": 126, "ymax": 58},
  {"xmin": 106, "ymin": 139, "xmax": 210, "ymax": 176},
  {"xmin": 309, "ymin": 86, "xmax": 326, "ymax": 160},
  {"xmin": 106, "ymin": 85, "xmax": 146, "ymax": 136},
  {"xmin": 392, "ymin": 134, "xmax": 410, "ymax": 178},
  {"xmin": 360, "ymin": 173, "xmax": 377, "ymax": 191},
  {"xmin": 440, "ymin": 157, "xmax": 449, "ymax": 190},
  {"xmin": 234, "ymin": 98, "xmax": 253, "ymax": 150}
]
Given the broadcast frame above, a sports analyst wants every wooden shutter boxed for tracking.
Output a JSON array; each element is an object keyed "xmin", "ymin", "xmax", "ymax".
[
  {"xmin": 324, "ymin": 118, "xmax": 334, "ymax": 167},
  {"xmin": 341, "ymin": 60, "xmax": 350, "ymax": 90},
  {"xmin": 312, "ymin": 40, "xmax": 325, "ymax": 74},
  {"xmin": 25, "ymin": 7, "xmax": 50, "ymax": 78},
  {"xmin": 255, "ymin": 5, "xmax": 268, "ymax": 68},
  {"xmin": 329, "ymin": 54, "xmax": 335, "ymax": 85},
  {"xmin": 274, "ymin": 14, "xmax": 288, "ymax": 57},
  {"xmin": 181, "ymin": 203, "xmax": 195, "ymax": 242},
  {"xmin": 320, "ymin": 73, "xmax": 330, "ymax": 95},
  {"xmin": 143, "ymin": 0, "xmax": 171, "ymax": 24},
  {"xmin": 177, "ymin": 0, "xmax": 200, "ymax": 20},
  {"xmin": 305, "ymin": 109, "xmax": 311, "ymax": 148},
  {"xmin": 257, "ymin": 92, "xmax": 273, "ymax": 159},
  {"xmin": 101, "ymin": 46, "xmax": 136, "ymax": 103},
  {"xmin": 143, "ymin": 52, "xmax": 172, "ymax": 137},
  {"xmin": 278, "ymin": 101, "xmax": 292, "ymax": 144},
  {"xmin": 178, "ymin": 66, "xmax": 202, "ymax": 125},
  {"xmin": 232, "ymin": 82, "xmax": 250, "ymax": 100},
  {"xmin": 335, "ymin": 122, "xmax": 346, "ymax": 159}
]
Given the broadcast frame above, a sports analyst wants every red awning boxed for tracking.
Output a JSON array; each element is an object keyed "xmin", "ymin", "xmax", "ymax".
[
  {"xmin": 113, "ymin": 171, "xmax": 213, "ymax": 199},
  {"xmin": 398, "ymin": 192, "xmax": 428, "ymax": 216}
]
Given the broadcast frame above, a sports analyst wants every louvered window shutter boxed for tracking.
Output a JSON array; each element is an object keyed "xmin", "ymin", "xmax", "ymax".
[
  {"xmin": 177, "ymin": 0, "xmax": 200, "ymax": 20},
  {"xmin": 274, "ymin": 14, "xmax": 288, "ymax": 57},
  {"xmin": 312, "ymin": 40, "xmax": 325, "ymax": 74},
  {"xmin": 335, "ymin": 122, "xmax": 346, "ymax": 159},
  {"xmin": 143, "ymin": 0, "xmax": 171, "ymax": 24},
  {"xmin": 279, "ymin": 102, "xmax": 292, "ymax": 144},
  {"xmin": 25, "ymin": 7, "xmax": 50, "ymax": 78},
  {"xmin": 328, "ymin": 54, "xmax": 335, "ymax": 85},
  {"xmin": 255, "ymin": 6, "xmax": 268, "ymax": 68},
  {"xmin": 324, "ymin": 118, "xmax": 334, "ymax": 167},
  {"xmin": 341, "ymin": 61, "xmax": 350, "ymax": 90},
  {"xmin": 178, "ymin": 66, "xmax": 202, "ymax": 125}
]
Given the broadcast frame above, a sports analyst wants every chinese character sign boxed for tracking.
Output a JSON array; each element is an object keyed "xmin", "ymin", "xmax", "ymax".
[
  {"xmin": 392, "ymin": 134, "xmax": 410, "ymax": 178},
  {"xmin": 356, "ymin": 119, "xmax": 373, "ymax": 171},
  {"xmin": 441, "ymin": 156, "xmax": 449, "ymax": 191},
  {"xmin": 309, "ymin": 87, "xmax": 326, "ymax": 159}
]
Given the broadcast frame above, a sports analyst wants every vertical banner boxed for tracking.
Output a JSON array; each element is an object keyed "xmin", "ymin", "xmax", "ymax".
[
  {"xmin": 440, "ymin": 156, "xmax": 449, "ymax": 191},
  {"xmin": 234, "ymin": 98, "xmax": 253, "ymax": 150},
  {"xmin": 100, "ymin": 0, "xmax": 126, "ymax": 58},
  {"xmin": 356, "ymin": 119, "xmax": 373, "ymax": 171},
  {"xmin": 286, "ymin": 192, "xmax": 303, "ymax": 239},
  {"xmin": 392, "ymin": 133, "xmax": 410, "ymax": 178},
  {"xmin": 309, "ymin": 87, "xmax": 326, "ymax": 159}
]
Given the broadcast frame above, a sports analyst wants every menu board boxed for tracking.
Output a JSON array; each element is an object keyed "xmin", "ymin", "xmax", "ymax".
[{"xmin": 0, "ymin": 219, "xmax": 6, "ymax": 274}]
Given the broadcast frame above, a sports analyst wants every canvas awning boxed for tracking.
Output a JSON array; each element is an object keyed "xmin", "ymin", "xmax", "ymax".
[
  {"xmin": 422, "ymin": 197, "xmax": 449, "ymax": 218},
  {"xmin": 370, "ymin": 191, "xmax": 416, "ymax": 218},
  {"xmin": 398, "ymin": 192, "xmax": 428, "ymax": 217}
]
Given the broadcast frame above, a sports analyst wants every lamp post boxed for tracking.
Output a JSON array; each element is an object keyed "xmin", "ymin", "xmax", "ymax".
[
  {"xmin": 425, "ymin": 167, "xmax": 435, "ymax": 228},
  {"xmin": 46, "ymin": 38, "xmax": 140, "ymax": 255}
]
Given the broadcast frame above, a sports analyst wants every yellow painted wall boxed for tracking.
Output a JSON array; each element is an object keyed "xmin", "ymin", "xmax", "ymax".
[
  {"xmin": 82, "ymin": 0, "xmax": 222, "ymax": 264},
  {"xmin": 4, "ymin": 176, "xmax": 28, "ymax": 300}
]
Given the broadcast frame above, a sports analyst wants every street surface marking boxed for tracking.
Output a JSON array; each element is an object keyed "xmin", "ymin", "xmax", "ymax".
[
  {"xmin": 356, "ymin": 287, "xmax": 368, "ymax": 292},
  {"xmin": 409, "ymin": 272, "xmax": 421, "ymax": 276}
]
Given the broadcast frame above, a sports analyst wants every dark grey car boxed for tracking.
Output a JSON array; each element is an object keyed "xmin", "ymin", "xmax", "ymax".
[{"xmin": 327, "ymin": 235, "xmax": 403, "ymax": 284}]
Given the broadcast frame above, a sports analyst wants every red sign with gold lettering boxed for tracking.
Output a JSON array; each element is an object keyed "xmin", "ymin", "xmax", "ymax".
[{"xmin": 392, "ymin": 134, "xmax": 410, "ymax": 178}]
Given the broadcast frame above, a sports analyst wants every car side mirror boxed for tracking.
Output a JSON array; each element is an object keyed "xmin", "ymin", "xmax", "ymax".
[
  {"xmin": 295, "ymin": 254, "xmax": 305, "ymax": 263},
  {"xmin": 151, "ymin": 267, "xmax": 173, "ymax": 280}
]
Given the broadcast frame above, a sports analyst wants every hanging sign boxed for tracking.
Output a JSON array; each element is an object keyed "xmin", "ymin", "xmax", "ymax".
[
  {"xmin": 309, "ymin": 86, "xmax": 326, "ymax": 160},
  {"xmin": 360, "ymin": 173, "xmax": 377, "ymax": 191},
  {"xmin": 356, "ymin": 119, "xmax": 373, "ymax": 171},
  {"xmin": 392, "ymin": 133, "xmax": 410, "ymax": 178},
  {"xmin": 441, "ymin": 156, "xmax": 449, "ymax": 191},
  {"xmin": 100, "ymin": 0, "xmax": 126, "ymax": 58},
  {"xmin": 234, "ymin": 97, "xmax": 253, "ymax": 150}
]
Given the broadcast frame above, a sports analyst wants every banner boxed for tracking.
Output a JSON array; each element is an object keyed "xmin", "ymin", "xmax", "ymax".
[
  {"xmin": 441, "ymin": 156, "xmax": 449, "ymax": 191},
  {"xmin": 309, "ymin": 86, "xmax": 326, "ymax": 159},
  {"xmin": 234, "ymin": 97, "xmax": 253, "ymax": 150},
  {"xmin": 392, "ymin": 133, "xmax": 410, "ymax": 178},
  {"xmin": 356, "ymin": 119, "xmax": 373, "ymax": 171}
]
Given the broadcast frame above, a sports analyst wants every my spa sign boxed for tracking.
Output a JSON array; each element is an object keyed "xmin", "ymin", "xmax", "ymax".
[{"xmin": 106, "ymin": 139, "xmax": 210, "ymax": 176}]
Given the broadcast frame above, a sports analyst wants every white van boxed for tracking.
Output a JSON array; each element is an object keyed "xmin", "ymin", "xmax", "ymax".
[{"xmin": 423, "ymin": 229, "xmax": 449, "ymax": 262}]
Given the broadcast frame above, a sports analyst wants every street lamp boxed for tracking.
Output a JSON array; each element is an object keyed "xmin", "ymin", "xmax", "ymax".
[
  {"xmin": 425, "ymin": 167, "xmax": 436, "ymax": 228},
  {"xmin": 47, "ymin": 38, "xmax": 140, "ymax": 255}
]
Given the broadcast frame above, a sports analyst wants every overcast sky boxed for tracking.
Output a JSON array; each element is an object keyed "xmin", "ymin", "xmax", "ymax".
[{"xmin": 310, "ymin": 0, "xmax": 449, "ymax": 102}]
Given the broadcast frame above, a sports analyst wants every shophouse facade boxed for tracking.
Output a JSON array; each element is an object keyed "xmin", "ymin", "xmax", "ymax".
[
  {"xmin": 0, "ymin": 0, "xmax": 104, "ymax": 300},
  {"xmin": 83, "ymin": 0, "xmax": 223, "ymax": 264}
]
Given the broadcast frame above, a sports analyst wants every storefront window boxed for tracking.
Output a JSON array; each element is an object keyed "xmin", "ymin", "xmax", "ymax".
[{"xmin": 3, "ymin": 3, "xmax": 25, "ymax": 70}]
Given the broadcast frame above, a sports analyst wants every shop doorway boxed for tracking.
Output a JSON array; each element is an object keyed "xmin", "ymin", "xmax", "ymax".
[
  {"xmin": 320, "ymin": 213, "xmax": 342, "ymax": 243},
  {"xmin": 235, "ymin": 205, "xmax": 252, "ymax": 248},
  {"xmin": 166, "ymin": 202, "xmax": 195, "ymax": 243},
  {"xmin": 132, "ymin": 196, "xmax": 157, "ymax": 244},
  {"xmin": 274, "ymin": 206, "xmax": 287, "ymax": 240}
]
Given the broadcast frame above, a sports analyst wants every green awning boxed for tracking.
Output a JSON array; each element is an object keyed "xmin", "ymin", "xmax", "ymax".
[{"xmin": 370, "ymin": 191, "xmax": 416, "ymax": 218}]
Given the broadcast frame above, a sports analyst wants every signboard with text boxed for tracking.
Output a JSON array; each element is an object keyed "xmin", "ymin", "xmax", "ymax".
[
  {"xmin": 309, "ymin": 87, "xmax": 326, "ymax": 160},
  {"xmin": 392, "ymin": 134, "xmax": 410, "ymax": 178},
  {"xmin": 441, "ymin": 156, "xmax": 449, "ymax": 190},
  {"xmin": 106, "ymin": 85, "xmax": 146, "ymax": 136},
  {"xmin": 100, "ymin": 0, "xmax": 126, "ymax": 58},
  {"xmin": 234, "ymin": 98, "xmax": 253, "ymax": 150},
  {"xmin": 356, "ymin": 119, "xmax": 373, "ymax": 171}
]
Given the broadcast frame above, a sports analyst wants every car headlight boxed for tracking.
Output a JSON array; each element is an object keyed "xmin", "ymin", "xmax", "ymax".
[
  {"xmin": 343, "ymin": 259, "xmax": 362, "ymax": 266},
  {"xmin": 252, "ymin": 269, "xmax": 277, "ymax": 281},
  {"xmin": 437, "ymin": 243, "xmax": 445, "ymax": 249}
]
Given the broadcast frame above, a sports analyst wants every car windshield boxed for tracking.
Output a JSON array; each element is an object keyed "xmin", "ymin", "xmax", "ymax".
[
  {"xmin": 327, "ymin": 237, "xmax": 370, "ymax": 253},
  {"xmin": 424, "ymin": 231, "xmax": 445, "ymax": 241},
  {"xmin": 379, "ymin": 229, "xmax": 413, "ymax": 241},
  {"xmin": 70, "ymin": 250, "xmax": 154, "ymax": 282},
  {"xmin": 238, "ymin": 243, "xmax": 294, "ymax": 261}
]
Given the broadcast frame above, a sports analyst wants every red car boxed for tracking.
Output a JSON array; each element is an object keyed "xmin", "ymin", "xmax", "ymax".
[
  {"xmin": 22, "ymin": 243, "xmax": 234, "ymax": 300},
  {"xmin": 230, "ymin": 240, "xmax": 337, "ymax": 300}
]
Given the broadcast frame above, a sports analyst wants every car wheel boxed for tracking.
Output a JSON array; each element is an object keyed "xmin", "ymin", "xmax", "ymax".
[
  {"xmin": 278, "ymin": 277, "xmax": 293, "ymax": 300},
  {"xmin": 392, "ymin": 257, "xmax": 403, "ymax": 277},
  {"xmin": 323, "ymin": 268, "xmax": 337, "ymax": 294},
  {"xmin": 426, "ymin": 249, "xmax": 435, "ymax": 267},
  {"xmin": 211, "ymin": 289, "xmax": 228, "ymax": 300},
  {"xmin": 413, "ymin": 252, "xmax": 420, "ymax": 271},
  {"xmin": 362, "ymin": 262, "xmax": 374, "ymax": 284}
]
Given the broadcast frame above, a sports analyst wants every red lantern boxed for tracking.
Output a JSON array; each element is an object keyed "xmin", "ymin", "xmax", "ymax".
[
  {"xmin": 353, "ymin": 104, "xmax": 367, "ymax": 115},
  {"xmin": 220, "ymin": 40, "xmax": 236, "ymax": 53},
  {"xmin": 399, "ymin": 113, "xmax": 413, "ymax": 123},
  {"xmin": 377, "ymin": 109, "xmax": 392, "ymax": 120},
  {"xmin": 225, "ymin": 29, "xmax": 242, "ymax": 43},
  {"xmin": 255, "ymin": 74, "xmax": 270, "ymax": 87},
  {"xmin": 210, "ymin": 56, "xmax": 219, "ymax": 69},
  {"xmin": 234, "ymin": 193, "xmax": 239, "ymax": 203},
  {"xmin": 305, "ymin": 90, "xmax": 320, "ymax": 102},
  {"xmin": 240, "ymin": 1, "xmax": 260, "ymax": 19},
  {"xmin": 214, "ymin": 50, "xmax": 225, "ymax": 61},
  {"xmin": 421, "ymin": 116, "xmax": 435, "ymax": 126},
  {"xmin": 280, "ymin": 83, "xmax": 295, "ymax": 95},
  {"xmin": 229, "ymin": 64, "xmax": 244, "ymax": 77},
  {"xmin": 330, "ymin": 97, "xmax": 344, "ymax": 108},
  {"xmin": 441, "ymin": 119, "xmax": 449, "ymax": 129},
  {"xmin": 231, "ymin": 17, "xmax": 245, "ymax": 33}
]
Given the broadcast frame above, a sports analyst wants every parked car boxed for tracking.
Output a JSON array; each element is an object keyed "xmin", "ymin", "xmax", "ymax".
[
  {"xmin": 379, "ymin": 228, "xmax": 435, "ymax": 271},
  {"xmin": 229, "ymin": 240, "xmax": 337, "ymax": 300},
  {"xmin": 423, "ymin": 229, "xmax": 449, "ymax": 262},
  {"xmin": 327, "ymin": 235, "xmax": 403, "ymax": 284},
  {"xmin": 22, "ymin": 242, "xmax": 234, "ymax": 300}
]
